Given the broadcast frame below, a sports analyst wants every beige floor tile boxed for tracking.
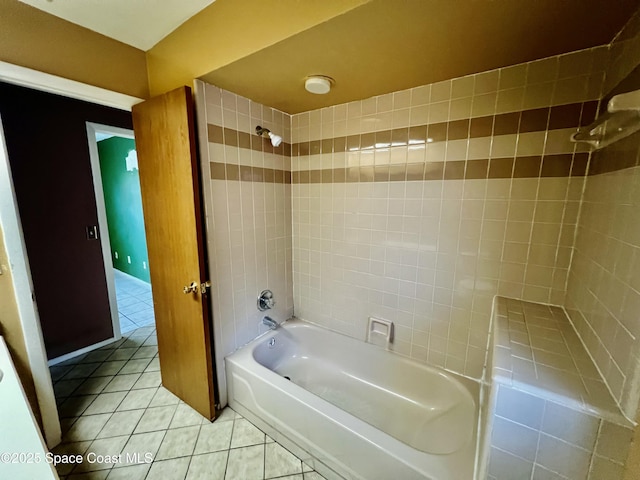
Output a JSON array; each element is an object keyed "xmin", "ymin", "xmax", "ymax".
[
  {"xmin": 265, "ymin": 442, "xmax": 303, "ymax": 479},
  {"xmin": 105, "ymin": 348, "xmax": 138, "ymax": 362},
  {"xmin": 54, "ymin": 379, "xmax": 84, "ymax": 397},
  {"xmin": 145, "ymin": 457, "xmax": 191, "ymax": 480},
  {"xmin": 52, "ymin": 440, "xmax": 92, "ymax": 476},
  {"xmin": 303, "ymin": 473, "xmax": 327, "ymax": 480},
  {"xmin": 134, "ymin": 405, "xmax": 177, "ymax": 434},
  {"xmin": 73, "ymin": 435, "xmax": 130, "ymax": 472},
  {"xmin": 144, "ymin": 357, "xmax": 160, "ymax": 371},
  {"xmin": 128, "ymin": 326, "xmax": 155, "ymax": 337},
  {"xmin": 102, "ymin": 373, "xmax": 142, "ymax": 393},
  {"xmin": 230, "ymin": 418, "xmax": 265, "ymax": 448},
  {"xmin": 214, "ymin": 407, "xmax": 237, "ymax": 423},
  {"xmin": 74, "ymin": 376, "xmax": 114, "ymax": 396},
  {"xmin": 51, "ymin": 324, "xmax": 315, "ymax": 480},
  {"xmin": 119, "ymin": 358, "xmax": 152, "ymax": 375},
  {"xmin": 194, "ymin": 421, "xmax": 233, "ymax": 454},
  {"xmin": 83, "ymin": 350, "xmax": 114, "ymax": 363},
  {"xmin": 58, "ymin": 395, "xmax": 98, "ymax": 418},
  {"xmin": 143, "ymin": 336, "xmax": 159, "ymax": 347},
  {"xmin": 149, "ymin": 387, "xmax": 180, "ymax": 408},
  {"xmin": 131, "ymin": 346, "xmax": 158, "ymax": 359},
  {"xmin": 132, "ymin": 371, "xmax": 162, "ymax": 390},
  {"xmin": 119, "ymin": 431, "xmax": 166, "ymax": 467},
  {"xmin": 96, "ymin": 409, "xmax": 145, "ymax": 439},
  {"xmin": 185, "ymin": 451, "xmax": 228, "ymax": 480},
  {"xmin": 60, "ymin": 417, "xmax": 79, "ymax": 436},
  {"xmin": 51, "ymin": 365, "xmax": 73, "ymax": 381},
  {"xmin": 83, "ymin": 392, "xmax": 127, "ymax": 415},
  {"xmin": 105, "ymin": 463, "xmax": 151, "ymax": 480},
  {"xmin": 155, "ymin": 425, "xmax": 200, "ymax": 460},
  {"xmin": 64, "ymin": 363, "xmax": 102, "ymax": 379},
  {"xmin": 91, "ymin": 361, "xmax": 126, "ymax": 378},
  {"xmin": 120, "ymin": 337, "xmax": 148, "ymax": 349},
  {"xmin": 169, "ymin": 403, "xmax": 206, "ymax": 429},
  {"xmin": 66, "ymin": 470, "xmax": 110, "ymax": 479},
  {"xmin": 225, "ymin": 444, "xmax": 264, "ymax": 480},
  {"xmin": 116, "ymin": 388, "xmax": 157, "ymax": 411},
  {"xmin": 65, "ymin": 414, "xmax": 112, "ymax": 442}
]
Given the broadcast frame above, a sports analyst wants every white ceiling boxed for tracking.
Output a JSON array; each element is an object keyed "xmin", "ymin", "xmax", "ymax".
[{"xmin": 19, "ymin": 0, "xmax": 216, "ymax": 51}]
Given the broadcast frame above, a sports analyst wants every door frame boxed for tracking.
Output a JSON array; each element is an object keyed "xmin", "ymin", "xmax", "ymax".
[
  {"xmin": 0, "ymin": 114, "xmax": 61, "ymax": 446},
  {"xmin": 85, "ymin": 122, "xmax": 139, "ymax": 345},
  {"xmin": 0, "ymin": 61, "xmax": 142, "ymax": 447}
]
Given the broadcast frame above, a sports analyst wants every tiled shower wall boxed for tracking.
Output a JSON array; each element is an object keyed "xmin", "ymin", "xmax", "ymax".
[
  {"xmin": 194, "ymin": 22, "xmax": 640, "ymax": 406},
  {"xmin": 290, "ymin": 47, "xmax": 606, "ymax": 379},
  {"xmin": 195, "ymin": 81, "xmax": 294, "ymax": 405},
  {"xmin": 565, "ymin": 8, "xmax": 640, "ymax": 420}
]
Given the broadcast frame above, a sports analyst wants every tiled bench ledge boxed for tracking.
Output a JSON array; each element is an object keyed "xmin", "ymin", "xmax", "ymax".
[{"xmin": 486, "ymin": 296, "xmax": 635, "ymax": 480}]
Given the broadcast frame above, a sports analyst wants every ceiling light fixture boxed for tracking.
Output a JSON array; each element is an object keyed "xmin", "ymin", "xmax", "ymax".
[
  {"xmin": 305, "ymin": 75, "xmax": 333, "ymax": 95},
  {"xmin": 255, "ymin": 126, "xmax": 283, "ymax": 147}
]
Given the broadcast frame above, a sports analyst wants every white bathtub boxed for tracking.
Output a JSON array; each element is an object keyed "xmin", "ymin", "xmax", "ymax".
[{"xmin": 226, "ymin": 319, "xmax": 484, "ymax": 480}]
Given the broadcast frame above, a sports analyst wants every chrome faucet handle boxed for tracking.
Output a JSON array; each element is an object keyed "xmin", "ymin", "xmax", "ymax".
[{"xmin": 257, "ymin": 289, "xmax": 275, "ymax": 311}]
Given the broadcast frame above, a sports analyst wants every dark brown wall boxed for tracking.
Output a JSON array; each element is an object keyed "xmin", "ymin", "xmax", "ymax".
[{"xmin": 0, "ymin": 81, "xmax": 133, "ymax": 359}]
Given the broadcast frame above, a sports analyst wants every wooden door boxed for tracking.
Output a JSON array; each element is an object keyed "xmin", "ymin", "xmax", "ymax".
[{"xmin": 132, "ymin": 86, "xmax": 215, "ymax": 420}]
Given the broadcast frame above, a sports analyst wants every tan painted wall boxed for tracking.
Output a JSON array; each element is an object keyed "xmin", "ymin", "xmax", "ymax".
[
  {"xmin": 0, "ymin": 224, "xmax": 40, "ymax": 425},
  {"xmin": 145, "ymin": 0, "xmax": 369, "ymax": 96},
  {"xmin": 0, "ymin": 0, "xmax": 148, "ymax": 99}
]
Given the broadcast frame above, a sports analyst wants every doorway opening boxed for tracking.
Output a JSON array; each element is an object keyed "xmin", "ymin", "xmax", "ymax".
[{"xmin": 86, "ymin": 123, "xmax": 155, "ymax": 338}]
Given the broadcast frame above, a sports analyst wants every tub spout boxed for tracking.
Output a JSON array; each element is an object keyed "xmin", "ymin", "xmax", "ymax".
[{"xmin": 262, "ymin": 316, "xmax": 278, "ymax": 330}]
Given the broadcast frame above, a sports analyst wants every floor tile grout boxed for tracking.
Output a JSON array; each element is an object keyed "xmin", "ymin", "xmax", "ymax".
[{"xmin": 50, "ymin": 272, "xmax": 326, "ymax": 480}]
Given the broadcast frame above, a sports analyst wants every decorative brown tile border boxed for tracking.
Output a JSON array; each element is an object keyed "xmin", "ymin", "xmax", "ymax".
[
  {"xmin": 206, "ymin": 100, "xmax": 598, "ymax": 161},
  {"xmin": 210, "ymin": 162, "xmax": 291, "ymax": 184},
  {"xmin": 209, "ymin": 153, "xmax": 587, "ymax": 184},
  {"xmin": 207, "ymin": 99, "xmax": 596, "ymax": 183},
  {"xmin": 289, "ymin": 100, "xmax": 597, "ymax": 157},
  {"xmin": 289, "ymin": 153, "xmax": 587, "ymax": 184}
]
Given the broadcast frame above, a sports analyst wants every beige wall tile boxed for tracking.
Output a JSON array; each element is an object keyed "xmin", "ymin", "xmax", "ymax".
[
  {"xmin": 472, "ymin": 69, "xmax": 499, "ymax": 95},
  {"xmin": 449, "ymin": 97, "xmax": 473, "ymax": 121},
  {"xmin": 516, "ymin": 132, "xmax": 546, "ymax": 156},
  {"xmin": 202, "ymin": 42, "xmax": 631, "ymax": 402},
  {"xmin": 500, "ymin": 64, "xmax": 528, "ymax": 90},
  {"xmin": 523, "ymin": 81, "xmax": 555, "ymax": 109},
  {"xmin": 431, "ymin": 80, "xmax": 452, "ymax": 102},
  {"xmin": 496, "ymin": 87, "xmax": 525, "ymax": 113},
  {"xmin": 411, "ymin": 84, "xmax": 431, "ymax": 105},
  {"xmin": 472, "ymin": 92, "xmax": 498, "ymax": 117},
  {"xmin": 527, "ymin": 57, "xmax": 559, "ymax": 85}
]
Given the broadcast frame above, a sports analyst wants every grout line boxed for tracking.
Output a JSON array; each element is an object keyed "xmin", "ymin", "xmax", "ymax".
[{"xmin": 50, "ymin": 324, "xmax": 321, "ymax": 480}]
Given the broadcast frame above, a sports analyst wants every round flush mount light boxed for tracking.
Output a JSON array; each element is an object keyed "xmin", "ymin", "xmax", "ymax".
[{"xmin": 305, "ymin": 75, "xmax": 333, "ymax": 95}]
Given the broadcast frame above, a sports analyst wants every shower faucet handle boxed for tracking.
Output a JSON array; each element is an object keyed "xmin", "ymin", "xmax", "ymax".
[{"xmin": 257, "ymin": 289, "xmax": 276, "ymax": 311}]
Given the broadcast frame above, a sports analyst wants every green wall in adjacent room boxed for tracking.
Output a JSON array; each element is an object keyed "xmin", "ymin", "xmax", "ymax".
[{"xmin": 98, "ymin": 136, "xmax": 150, "ymax": 283}]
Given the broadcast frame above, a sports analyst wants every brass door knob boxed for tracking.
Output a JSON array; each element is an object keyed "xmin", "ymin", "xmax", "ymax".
[{"xmin": 183, "ymin": 282, "xmax": 198, "ymax": 294}]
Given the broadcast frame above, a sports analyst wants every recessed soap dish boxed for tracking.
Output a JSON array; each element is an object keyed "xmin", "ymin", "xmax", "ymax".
[{"xmin": 367, "ymin": 317, "xmax": 394, "ymax": 348}]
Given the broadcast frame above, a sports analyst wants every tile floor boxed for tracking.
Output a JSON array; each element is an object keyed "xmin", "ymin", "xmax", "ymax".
[
  {"xmin": 49, "ymin": 326, "xmax": 326, "ymax": 480},
  {"xmin": 114, "ymin": 270, "xmax": 156, "ymax": 334}
]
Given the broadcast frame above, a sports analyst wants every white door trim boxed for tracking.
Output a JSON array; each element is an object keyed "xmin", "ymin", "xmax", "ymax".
[
  {"xmin": 0, "ymin": 61, "xmax": 142, "ymax": 111},
  {"xmin": 85, "ymin": 122, "xmax": 137, "ymax": 348},
  {"xmin": 0, "ymin": 61, "xmax": 143, "ymax": 447},
  {"xmin": 0, "ymin": 115, "xmax": 61, "ymax": 448}
]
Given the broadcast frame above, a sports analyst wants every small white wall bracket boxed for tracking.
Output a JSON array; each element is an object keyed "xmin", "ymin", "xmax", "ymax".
[
  {"xmin": 571, "ymin": 88, "xmax": 640, "ymax": 150},
  {"xmin": 367, "ymin": 317, "xmax": 394, "ymax": 348}
]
